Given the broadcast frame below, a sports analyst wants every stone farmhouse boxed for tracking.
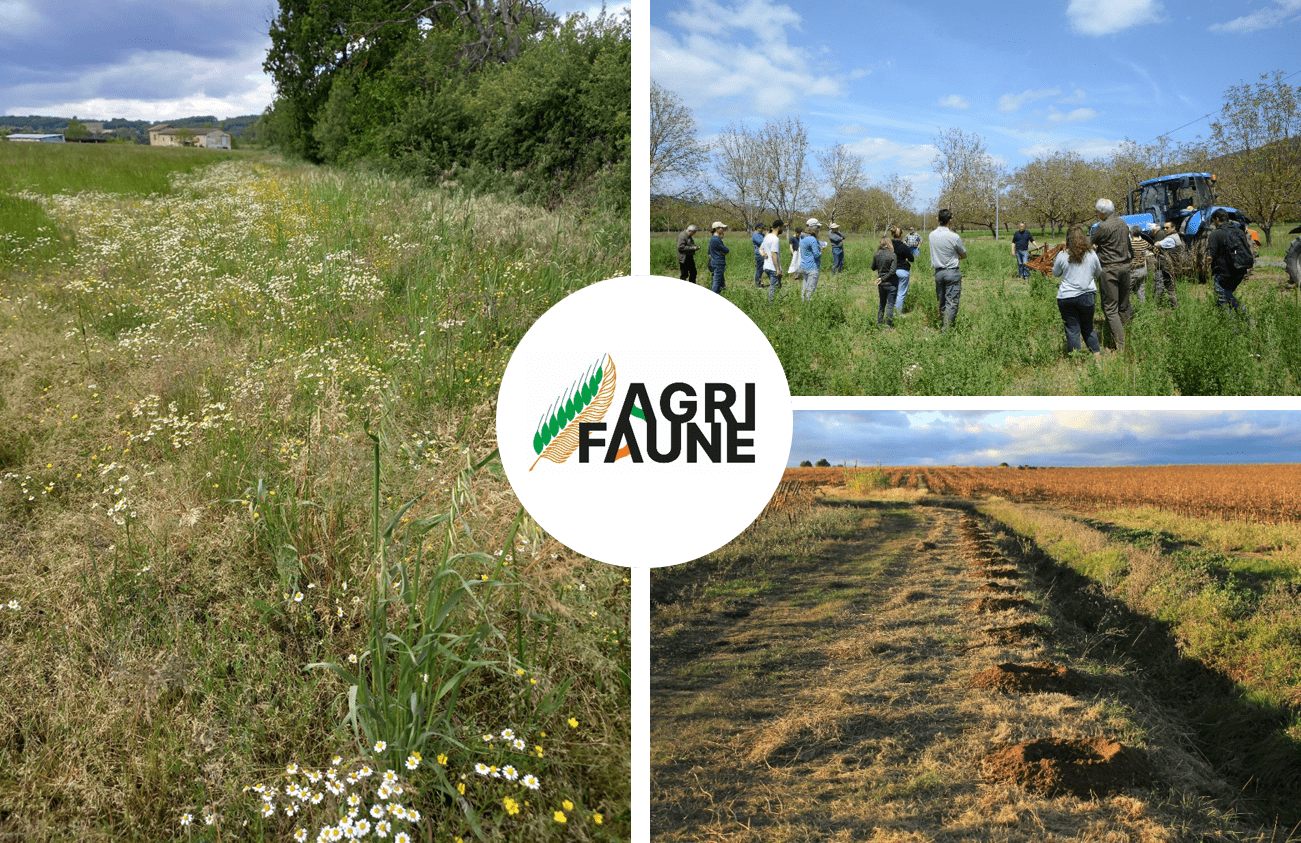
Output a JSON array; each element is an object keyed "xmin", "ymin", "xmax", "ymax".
[{"xmin": 148, "ymin": 124, "xmax": 231, "ymax": 149}]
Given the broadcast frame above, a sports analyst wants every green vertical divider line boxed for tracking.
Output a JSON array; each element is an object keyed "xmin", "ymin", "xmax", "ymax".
[{"xmin": 629, "ymin": 1, "xmax": 650, "ymax": 843}]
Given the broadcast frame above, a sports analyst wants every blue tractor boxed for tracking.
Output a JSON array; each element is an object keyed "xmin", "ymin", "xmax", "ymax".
[{"xmin": 1120, "ymin": 172, "xmax": 1251, "ymax": 282}]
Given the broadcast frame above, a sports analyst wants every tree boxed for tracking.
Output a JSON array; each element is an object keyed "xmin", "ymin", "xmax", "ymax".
[
  {"xmin": 879, "ymin": 172, "xmax": 916, "ymax": 228},
  {"xmin": 1011, "ymin": 151, "xmax": 1094, "ymax": 235},
  {"xmin": 755, "ymin": 117, "xmax": 812, "ymax": 227},
  {"xmin": 815, "ymin": 458, "xmax": 830, "ymax": 467},
  {"xmin": 64, "ymin": 118, "xmax": 88, "ymax": 140},
  {"xmin": 712, "ymin": 118, "xmax": 815, "ymax": 231},
  {"xmin": 650, "ymin": 80, "xmax": 707, "ymax": 193},
  {"xmin": 799, "ymin": 460, "xmax": 813, "ymax": 467},
  {"xmin": 932, "ymin": 127, "xmax": 1004, "ymax": 234},
  {"xmin": 816, "ymin": 143, "xmax": 865, "ymax": 224},
  {"xmin": 711, "ymin": 122, "xmax": 766, "ymax": 231},
  {"xmin": 1207, "ymin": 71, "xmax": 1301, "ymax": 246}
]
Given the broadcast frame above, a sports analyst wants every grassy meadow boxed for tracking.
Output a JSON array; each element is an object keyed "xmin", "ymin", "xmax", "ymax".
[
  {"xmin": 0, "ymin": 142, "xmax": 631, "ymax": 842},
  {"xmin": 650, "ymin": 228, "xmax": 1301, "ymax": 395}
]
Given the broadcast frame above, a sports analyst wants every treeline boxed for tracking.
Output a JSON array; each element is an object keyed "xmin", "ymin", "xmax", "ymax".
[
  {"xmin": 0, "ymin": 115, "xmax": 263, "ymax": 144},
  {"xmin": 653, "ymin": 71, "xmax": 1299, "ymax": 245},
  {"xmin": 261, "ymin": 0, "xmax": 630, "ymax": 212}
]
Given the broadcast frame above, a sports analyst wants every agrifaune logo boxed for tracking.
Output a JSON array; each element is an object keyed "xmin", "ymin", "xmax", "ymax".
[
  {"xmin": 497, "ymin": 277, "xmax": 791, "ymax": 568},
  {"xmin": 530, "ymin": 353, "xmax": 759, "ymax": 469}
]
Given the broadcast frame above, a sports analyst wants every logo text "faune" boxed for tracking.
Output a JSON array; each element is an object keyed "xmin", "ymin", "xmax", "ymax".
[{"xmin": 578, "ymin": 382, "xmax": 756, "ymax": 464}]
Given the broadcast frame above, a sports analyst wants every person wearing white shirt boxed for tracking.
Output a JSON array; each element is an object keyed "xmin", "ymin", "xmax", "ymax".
[
  {"xmin": 1052, "ymin": 225, "xmax": 1103, "ymax": 362},
  {"xmin": 928, "ymin": 208, "xmax": 967, "ymax": 330},
  {"xmin": 759, "ymin": 219, "xmax": 785, "ymax": 303}
]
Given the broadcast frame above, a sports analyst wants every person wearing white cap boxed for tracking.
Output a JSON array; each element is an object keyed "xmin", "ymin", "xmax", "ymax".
[
  {"xmin": 708, "ymin": 222, "xmax": 730, "ymax": 295},
  {"xmin": 828, "ymin": 223, "xmax": 845, "ymax": 274},
  {"xmin": 799, "ymin": 218, "xmax": 824, "ymax": 300},
  {"xmin": 676, "ymin": 224, "xmax": 702, "ymax": 284}
]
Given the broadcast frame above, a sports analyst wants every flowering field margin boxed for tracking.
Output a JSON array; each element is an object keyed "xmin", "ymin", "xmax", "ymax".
[{"xmin": 0, "ymin": 146, "xmax": 630, "ymax": 841}]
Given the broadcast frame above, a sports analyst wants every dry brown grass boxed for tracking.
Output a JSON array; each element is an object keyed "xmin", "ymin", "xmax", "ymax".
[{"xmin": 651, "ymin": 498, "xmax": 1290, "ymax": 842}]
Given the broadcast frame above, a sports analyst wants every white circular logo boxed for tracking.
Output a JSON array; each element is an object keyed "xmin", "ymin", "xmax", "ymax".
[{"xmin": 496, "ymin": 276, "xmax": 792, "ymax": 568}]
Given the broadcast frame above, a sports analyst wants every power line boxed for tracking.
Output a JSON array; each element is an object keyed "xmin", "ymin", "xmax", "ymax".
[{"xmin": 1147, "ymin": 69, "xmax": 1301, "ymax": 144}]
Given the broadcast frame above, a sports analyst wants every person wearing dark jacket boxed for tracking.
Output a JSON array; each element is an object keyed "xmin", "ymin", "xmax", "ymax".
[
  {"xmin": 872, "ymin": 236, "xmax": 899, "ymax": 326},
  {"xmin": 676, "ymin": 225, "xmax": 701, "ymax": 284},
  {"xmin": 889, "ymin": 226, "xmax": 913, "ymax": 313},
  {"xmin": 1206, "ymin": 208, "xmax": 1252, "ymax": 314},
  {"xmin": 1089, "ymin": 198, "xmax": 1133, "ymax": 352},
  {"xmin": 828, "ymin": 223, "xmax": 845, "ymax": 273},
  {"xmin": 708, "ymin": 222, "xmax": 730, "ymax": 295}
]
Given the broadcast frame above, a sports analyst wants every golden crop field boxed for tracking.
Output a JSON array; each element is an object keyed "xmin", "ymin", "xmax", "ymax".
[{"xmin": 786, "ymin": 464, "xmax": 1301, "ymax": 523}]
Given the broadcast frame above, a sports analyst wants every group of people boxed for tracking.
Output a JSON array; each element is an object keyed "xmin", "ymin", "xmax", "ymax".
[
  {"xmin": 675, "ymin": 218, "xmax": 933, "ymax": 321},
  {"xmin": 676, "ymin": 217, "xmax": 846, "ymax": 302},
  {"xmin": 674, "ymin": 199, "xmax": 1255, "ymax": 359},
  {"xmin": 1047, "ymin": 200, "xmax": 1254, "ymax": 360}
]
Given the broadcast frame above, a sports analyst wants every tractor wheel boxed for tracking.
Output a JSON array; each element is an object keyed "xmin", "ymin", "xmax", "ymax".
[{"xmin": 1286, "ymin": 236, "xmax": 1301, "ymax": 288}]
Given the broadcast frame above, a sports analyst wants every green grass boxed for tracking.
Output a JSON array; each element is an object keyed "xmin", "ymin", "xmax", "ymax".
[
  {"xmin": 650, "ymin": 230, "xmax": 1301, "ymax": 395},
  {"xmin": 0, "ymin": 141, "xmax": 234, "ymax": 195},
  {"xmin": 0, "ymin": 144, "xmax": 630, "ymax": 841}
]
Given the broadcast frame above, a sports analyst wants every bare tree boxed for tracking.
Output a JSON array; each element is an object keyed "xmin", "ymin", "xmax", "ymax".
[
  {"xmin": 650, "ymin": 80, "xmax": 708, "ymax": 194},
  {"xmin": 816, "ymin": 143, "xmax": 865, "ymax": 224},
  {"xmin": 879, "ymin": 172, "xmax": 916, "ymax": 228},
  {"xmin": 755, "ymin": 117, "xmax": 813, "ymax": 227},
  {"xmin": 710, "ymin": 117, "xmax": 812, "ymax": 231},
  {"xmin": 931, "ymin": 127, "xmax": 1004, "ymax": 234},
  {"xmin": 1207, "ymin": 71, "xmax": 1301, "ymax": 246},
  {"xmin": 711, "ymin": 122, "xmax": 766, "ymax": 231}
]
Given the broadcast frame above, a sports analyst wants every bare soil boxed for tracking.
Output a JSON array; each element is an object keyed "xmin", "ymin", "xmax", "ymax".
[{"xmin": 651, "ymin": 499, "xmax": 1275, "ymax": 841}]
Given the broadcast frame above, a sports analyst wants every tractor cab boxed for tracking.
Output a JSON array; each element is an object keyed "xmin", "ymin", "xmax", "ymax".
[
  {"xmin": 1126, "ymin": 173, "xmax": 1216, "ymax": 230},
  {"xmin": 1122, "ymin": 172, "xmax": 1248, "ymax": 239}
]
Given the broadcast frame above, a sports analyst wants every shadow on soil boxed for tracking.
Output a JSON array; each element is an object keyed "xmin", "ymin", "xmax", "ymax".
[{"xmin": 1010, "ymin": 530, "xmax": 1301, "ymax": 830}]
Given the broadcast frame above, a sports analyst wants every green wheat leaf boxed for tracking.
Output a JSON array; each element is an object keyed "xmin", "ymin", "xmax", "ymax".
[{"xmin": 530, "ymin": 355, "xmax": 618, "ymax": 469}]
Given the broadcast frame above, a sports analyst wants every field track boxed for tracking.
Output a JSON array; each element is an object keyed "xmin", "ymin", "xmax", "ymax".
[{"xmin": 651, "ymin": 499, "xmax": 1296, "ymax": 841}]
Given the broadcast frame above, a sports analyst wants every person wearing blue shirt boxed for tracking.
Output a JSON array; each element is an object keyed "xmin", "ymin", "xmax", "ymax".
[
  {"xmin": 751, "ymin": 224, "xmax": 767, "ymax": 287},
  {"xmin": 708, "ymin": 222, "xmax": 730, "ymax": 295},
  {"xmin": 1011, "ymin": 222, "xmax": 1037, "ymax": 279},
  {"xmin": 799, "ymin": 218, "xmax": 824, "ymax": 300}
]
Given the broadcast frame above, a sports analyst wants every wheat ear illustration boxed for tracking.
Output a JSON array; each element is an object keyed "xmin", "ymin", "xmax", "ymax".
[{"xmin": 530, "ymin": 354, "xmax": 617, "ymax": 470}]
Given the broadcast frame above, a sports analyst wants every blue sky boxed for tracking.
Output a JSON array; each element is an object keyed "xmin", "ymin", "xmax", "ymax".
[
  {"xmin": 650, "ymin": 0, "xmax": 1301, "ymax": 205},
  {"xmin": 790, "ymin": 410, "xmax": 1301, "ymax": 466},
  {"xmin": 1, "ymin": 0, "xmax": 617, "ymax": 123}
]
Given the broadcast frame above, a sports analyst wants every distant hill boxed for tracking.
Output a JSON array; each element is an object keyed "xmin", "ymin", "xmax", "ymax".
[{"xmin": 0, "ymin": 114, "xmax": 263, "ymax": 144}]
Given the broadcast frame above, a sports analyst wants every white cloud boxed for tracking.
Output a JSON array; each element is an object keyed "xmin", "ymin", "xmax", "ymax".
[
  {"xmin": 1059, "ymin": 88, "xmax": 1088, "ymax": 104},
  {"xmin": 666, "ymin": 0, "xmax": 802, "ymax": 43},
  {"xmin": 1066, "ymin": 0, "xmax": 1162, "ymax": 35},
  {"xmin": 938, "ymin": 94, "xmax": 969, "ymax": 109},
  {"xmin": 0, "ymin": 0, "xmax": 41, "ymax": 35},
  {"xmin": 649, "ymin": 20, "xmax": 842, "ymax": 117},
  {"xmin": 842, "ymin": 136, "xmax": 936, "ymax": 169},
  {"xmin": 1210, "ymin": 0, "xmax": 1301, "ymax": 32},
  {"xmin": 8, "ymin": 46, "xmax": 275, "ymax": 121},
  {"xmin": 997, "ymin": 88, "xmax": 1060, "ymax": 113},
  {"xmin": 1047, "ymin": 107, "xmax": 1099, "ymax": 123},
  {"xmin": 1018, "ymin": 136, "xmax": 1124, "ymax": 159}
]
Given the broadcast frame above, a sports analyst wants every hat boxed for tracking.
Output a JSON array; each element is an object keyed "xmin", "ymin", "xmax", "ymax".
[
  {"xmin": 685, "ymin": 224, "xmax": 698, "ymax": 232},
  {"xmin": 711, "ymin": 221, "xmax": 728, "ymax": 230},
  {"xmin": 828, "ymin": 223, "xmax": 840, "ymax": 229},
  {"xmin": 805, "ymin": 217, "xmax": 821, "ymax": 228}
]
